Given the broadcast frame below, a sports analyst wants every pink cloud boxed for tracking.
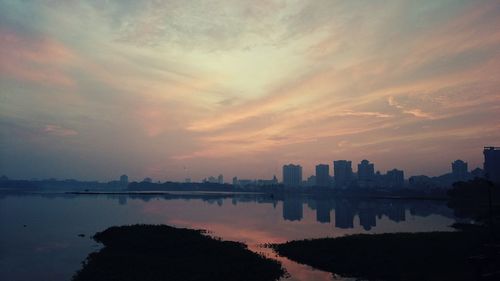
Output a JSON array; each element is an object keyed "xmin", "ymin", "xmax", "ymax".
[
  {"xmin": 0, "ymin": 28, "xmax": 76, "ymax": 87},
  {"xmin": 43, "ymin": 124, "xmax": 78, "ymax": 137}
]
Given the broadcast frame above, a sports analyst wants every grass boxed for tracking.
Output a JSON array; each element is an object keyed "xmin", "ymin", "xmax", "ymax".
[
  {"xmin": 271, "ymin": 230, "xmax": 499, "ymax": 281},
  {"xmin": 73, "ymin": 224, "xmax": 284, "ymax": 281}
]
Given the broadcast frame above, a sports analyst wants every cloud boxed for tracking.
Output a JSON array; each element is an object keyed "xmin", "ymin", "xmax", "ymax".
[
  {"xmin": 43, "ymin": 124, "xmax": 78, "ymax": 137},
  {"xmin": 1, "ymin": 0, "xmax": 500, "ymax": 180},
  {"xmin": 387, "ymin": 96, "xmax": 435, "ymax": 119},
  {"xmin": 0, "ymin": 28, "xmax": 76, "ymax": 87}
]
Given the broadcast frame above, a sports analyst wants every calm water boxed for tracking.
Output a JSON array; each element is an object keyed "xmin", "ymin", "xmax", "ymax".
[{"xmin": 0, "ymin": 191, "xmax": 459, "ymax": 281}]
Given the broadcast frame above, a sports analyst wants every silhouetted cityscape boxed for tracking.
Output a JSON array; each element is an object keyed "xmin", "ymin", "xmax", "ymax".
[{"xmin": 1, "ymin": 147, "xmax": 498, "ymax": 193}]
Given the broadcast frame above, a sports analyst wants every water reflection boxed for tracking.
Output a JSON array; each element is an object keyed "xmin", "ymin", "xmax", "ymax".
[{"xmin": 0, "ymin": 191, "xmax": 459, "ymax": 281}]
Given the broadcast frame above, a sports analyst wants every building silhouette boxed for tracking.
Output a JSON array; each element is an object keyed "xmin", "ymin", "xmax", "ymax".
[
  {"xmin": 484, "ymin": 147, "xmax": 500, "ymax": 183},
  {"xmin": 217, "ymin": 174, "xmax": 224, "ymax": 184},
  {"xmin": 451, "ymin": 160, "xmax": 468, "ymax": 182},
  {"xmin": 305, "ymin": 175, "xmax": 316, "ymax": 187},
  {"xmin": 334, "ymin": 160, "xmax": 352, "ymax": 189},
  {"xmin": 315, "ymin": 164, "xmax": 330, "ymax": 187},
  {"xmin": 470, "ymin": 167, "xmax": 484, "ymax": 179},
  {"xmin": 386, "ymin": 169, "xmax": 405, "ymax": 188},
  {"xmin": 119, "ymin": 174, "xmax": 128, "ymax": 186},
  {"xmin": 282, "ymin": 164, "xmax": 302, "ymax": 187},
  {"xmin": 357, "ymin": 160, "xmax": 375, "ymax": 187},
  {"xmin": 256, "ymin": 175, "xmax": 278, "ymax": 186}
]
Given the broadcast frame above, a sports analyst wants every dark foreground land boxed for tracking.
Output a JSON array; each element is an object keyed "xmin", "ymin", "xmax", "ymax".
[
  {"xmin": 271, "ymin": 179, "xmax": 500, "ymax": 281},
  {"xmin": 272, "ymin": 229, "xmax": 500, "ymax": 281},
  {"xmin": 73, "ymin": 224, "xmax": 284, "ymax": 281}
]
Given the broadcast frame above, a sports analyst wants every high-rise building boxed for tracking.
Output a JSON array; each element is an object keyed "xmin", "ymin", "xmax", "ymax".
[
  {"xmin": 484, "ymin": 147, "xmax": 500, "ymax": 183},
  {"xmin": 334, "ymin": 160, "xmax": 352, "ymax": 188},
  {"xmin": 315, "ymin": 164, "xmax": 330, "ymax": 187},
  {"xmin": 386, "ymin": 169, "xmax": 405, "ymax": 188},
  {"xmin": 217, "ymin": 174, "xmax": 224, "ymax": 184},
  {"xmin": 357, "ymin": 160, "xmax": 375, "ymax": 187},
  {"xmin": 282, "ymin": 164, "xmax": 302, "ymax": 187},
  {"xmin": 451, "ymin": 160, "xmax": 468, "ymax": 182},
  {"xmin": 119, "ymin": 174, "xmax": 128, "ymax": 185}
]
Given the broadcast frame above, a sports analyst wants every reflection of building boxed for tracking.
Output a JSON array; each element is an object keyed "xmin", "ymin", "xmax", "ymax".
[
  {"xmin": 357, "ymin": 160, "xmax": 374, "ymax": 187},
  {"xmin": 118, "ymin": 195, "xmax": 127, "ymax": 205},
  {"xmin": 386, "ymin": 203, "xmax": 406, "ymax": 222},
  {"xmin": 451, "ymin": 160, "xmax": 468, "ymax": 182},
  {"xmin": 484, "ymin": 147, "xmax": 500, "ymax": 183},
  {"xmin": 358, "ymin": 204, "xmax": 376, "ymax": 231},
  {"xmin": 283, "ymin": 196, "xmax": 303, "ymax": 221},
  {"xmin": 386, "ymin": 169, "xmax": 405, "ymax": 188},
  {"xmin": 334, "ymin": 160, "xmax": 352, "ymax": 189},
  {"xmin": 283, "ymin": 164, "xmax": 303, "ymax": 187},
  {"xmin": 335, "ymin": 200, "xmax": 354, "ymax": 228},
  {"xmin": 315, "ymin": 164, "xmax": 330, "ymax": 187},
  {"xmin": 315, "ymin": 199, "xmax": 331, "ymax": 223}
]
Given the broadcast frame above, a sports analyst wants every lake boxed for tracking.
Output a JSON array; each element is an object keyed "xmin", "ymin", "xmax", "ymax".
[{"xmin": 0, "ymin": 191, "xmax": 461, "ymax": 281}]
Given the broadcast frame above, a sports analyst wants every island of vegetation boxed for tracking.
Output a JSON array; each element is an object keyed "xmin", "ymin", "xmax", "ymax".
[
  {"xmin": 271, "ymin": 179, "xmax": 500, "ymax": 281},
  {"xmin": 73, "ymin": 224, "xmax": 285, "ymax": 281}
]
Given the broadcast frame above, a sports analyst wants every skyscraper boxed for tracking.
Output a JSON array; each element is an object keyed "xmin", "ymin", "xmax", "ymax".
[
  {"xmin": 386, "ymin": 169, "xmax": 405, "ymax": 188},
  {"xmin": 357, "ymin": 159, "xmax": 375, "ymax": 187},
  {"xmin": 315, "ymin": 164, "xmax": 330, "ymax": 187},
  {"xmin": 282, "ymin": 164, "xmax": 302, "ymax": 187},
  {"xmin": 334, "ymin": 160, "xmax": 352, "ymax": 189},
  {"xmin": 451, "ymin": 160, "xmax": 468, "ymax": 182},
  {"xmin": 119, "ymin": 174, "xmax": 128, "ymax": 185},
  {"xmin": 484, "ymin": 147, "xmax": 500, "ymax": 183}
]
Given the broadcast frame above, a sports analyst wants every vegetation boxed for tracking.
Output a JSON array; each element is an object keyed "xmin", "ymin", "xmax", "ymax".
[
  {"xmin": 73, "ymin": 224, "xmax": 284, "ymax": 281},
  {"xmin": 272, "ymin": 230, "xmax": 498, "ymax": 281}
]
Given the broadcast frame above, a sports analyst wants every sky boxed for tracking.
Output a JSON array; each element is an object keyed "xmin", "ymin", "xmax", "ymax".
[{"xmin": 1, "ymin": 0, "xmax": 499, "ymax": 182}]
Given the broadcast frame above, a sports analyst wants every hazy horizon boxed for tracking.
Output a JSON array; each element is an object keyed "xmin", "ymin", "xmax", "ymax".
[{"xmin": 1, "ymin": 0, "xmax": 500, "ymax": 182}]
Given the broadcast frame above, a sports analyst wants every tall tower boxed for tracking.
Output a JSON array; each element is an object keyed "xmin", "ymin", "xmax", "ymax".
[
  {"xmin": 451, "ymin": 160, "xmax": 468, "ymax": 181},
  {"xmin": 282, "ymin": 164, "xmax": 303, "ymax": 187},
  {"xmin": 484, "ymin": 147, "xmax": 500, "ymax": 183},
  {"xmin": 119, "ymin": 174, "xmax": 129, "ymax": 186},
  {"xmin": 334, "ymin": 160, "xmax": 352, "ymax": 189},
  {"xmin": 315, "ymin": 164, "xmax": 330, "ymax": 187},
  {"xmin": 357, "ymin": 160, "xmax": 375, "ymax": 187}
]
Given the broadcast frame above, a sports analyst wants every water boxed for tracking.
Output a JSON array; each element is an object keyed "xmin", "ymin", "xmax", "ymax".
[{"xmin": 0, "ymin": 191, "xmax": 459, "ymax": 281}]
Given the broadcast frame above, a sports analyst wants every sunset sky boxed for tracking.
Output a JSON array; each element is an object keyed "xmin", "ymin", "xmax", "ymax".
[{"xmin": 1, "ymin": 0, "xmax": 499, "ymax": 182}]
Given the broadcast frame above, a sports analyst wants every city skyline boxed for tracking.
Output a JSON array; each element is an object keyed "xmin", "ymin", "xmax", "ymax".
[
  {"xmin": 1, "ymin": 1, "xmax": 500, "ymax": 181},
  {"xmin": 2, "ymin": 151, "xmax": 488, "ymax": 185}
]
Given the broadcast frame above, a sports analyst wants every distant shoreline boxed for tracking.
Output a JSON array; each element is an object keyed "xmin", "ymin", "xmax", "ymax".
[{"xmin": 64, "ymin": 190, "xmax": 448, "ymax": 200}]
